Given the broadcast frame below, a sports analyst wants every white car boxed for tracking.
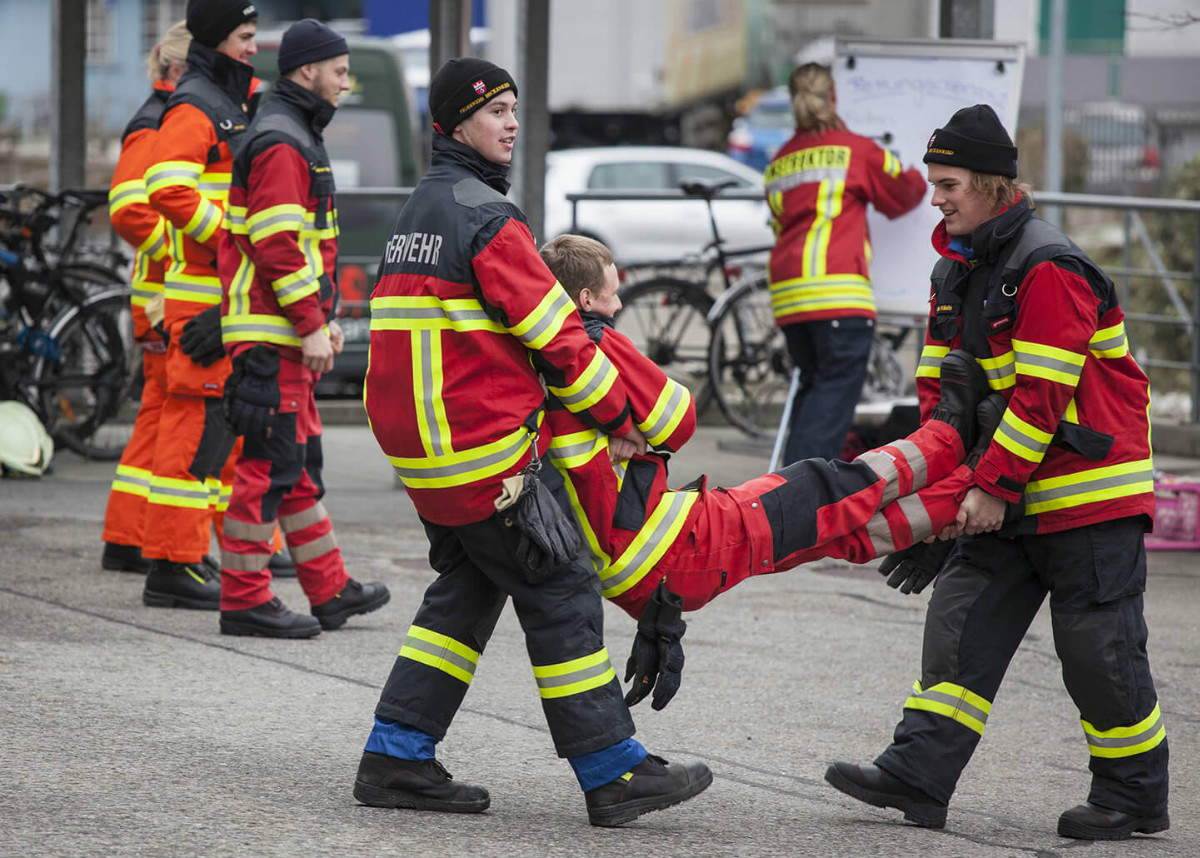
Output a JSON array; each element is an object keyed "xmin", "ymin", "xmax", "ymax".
[{"xmin": 542, "ymin": 147, "xmax": 774, "ymax": 265}]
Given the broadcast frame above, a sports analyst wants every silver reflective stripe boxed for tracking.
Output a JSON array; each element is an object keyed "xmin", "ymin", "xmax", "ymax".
[
  {"xmin": 221, "ymin": 550, "xmax": 271, "ymax": 572},
  {"xmin": 1024, "ymin": 466, "xmax": 1154, "ymax": 507},
  {"xmin": 187, "ymin": 203, "xmax": 221, "ymax": 239},
  {"xmin": 515, "ymin": 290, "xmax": 572, "ymax": 346},
  {"xmin": 858, "ymin": 449, "xmax": 900, "ymax": 506},
  {"xmin": 1016, "ymin": 349, "xmax": 1083, "ymax": 379},
  {"xmin": 280, "ymin": 502, "xmax": 327, "ymax": 533},
  {"xmin": 914, "ymin": 686, "xmax": 989, "ymax": 727},
  {"xmin": 229, "ymin": 256, "xmax": 253, "ymax": 316},
  {"xmin": 402, "ymin": 633, "xmax": 477, "ymax": 680},
  {"xmin": 984, "ymin": 362, "xmax": 1016, "ymax": 386},
  {"xmin": 1090, "ymin": 331, "xmax": 1126, "ymax": 353},
  {"xmin": 289, "ymin": 532, "xmax": 338, "ymax": 564},
  {"xmin": 765, "ymin": 166, "xmax": 848, "ymax": 195},
  {"xmin": 997, "ymin": 419, "xmax": 1050, "ymax": 457},
  {"xmin": 165, "ymin": 278, "xmax": 222, "ymax": 299},
  {"xmin": 150, "ymin": 167, "xmax": 201, "ymax": 184},
  {"xmin": 151, "ymin": 484, "xmax": 209, "ymax": 501},
  {"xmin": 275, "ymin": 271, "xmax": 318, "ymax": 301},
  {"xmin": 393, "ymin": 431, "xmax": 531, "ymax": 482},
  {"xmin": 890, "ymin": 439, "xmax": 928, "ymax": 490},
  {"xmin": 1086, "ymin": 722, "xmax": 1162, "ymax": 750},
  {"xmin": 250, "ymin": 210, "xmax": 304, "ymax": 235},
  {"xmin": 417, "ymin": 330, "xmax": 448, "ymax": 456},
  {"xmin": 602, "ymin": 493, "xmax": 693, "ymax": 594},
  {"xmin": 642, "ymin": 383, "xmax": 685, "ymax": 442},
  {"xmin": 896, "ymin": 493, "xmax": 934, "ymax": 543},
  {"xmin": 223, "ymin": 518, "xmax": 277, "ymax": 542},
  {"xmin": 554, "ymin": 354, "xmax": 615, "ymax": 409},
  {"xmin": 548, "ymin": 438, "xmax": 599, "ymax": 462},
  {"xmin": 865, "ymin": 510, "xmax": 894, "ymax": 555},
  {"xmin": 222, "ymin": 322, "xmax": 298, "ymax": 339},
  {"xmin": 534, "ymin": 659, "xmax": 612, "ymax": 692}
]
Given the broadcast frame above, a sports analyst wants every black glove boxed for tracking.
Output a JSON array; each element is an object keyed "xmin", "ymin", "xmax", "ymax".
[
  {"xmin": 179, "ymin": 305, "xmax": 225, "ymax": 367},
  {"xmin": 502, "ymin": 471, "xmax": 583, "ymax": 582},
  {"xmin": 624, "ymin": 581, "xmax": 686, "ymax": 711},
  {"xmin": 878, "ymin": 538, "xmax": 957, "ymax": 595},
  {"xmin": 223, "ymin": 345, "xmax": 280, "ymax": 440}
]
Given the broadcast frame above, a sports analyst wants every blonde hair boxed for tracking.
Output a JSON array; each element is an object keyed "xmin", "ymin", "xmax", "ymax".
[
  {"xmin": 540, "ymin": 234, "xmax": 613, "ymax": 302},
  {"xmin": 146, "ymin": 21, "xmax": 191, "ymax": 82},
  {"xmin": 788, "ymin": 62, "xmax": 842, "ymax": 134},
  {"xmin": 969, "ymin": 173, "xmax": 1034, "ymax": 212}
]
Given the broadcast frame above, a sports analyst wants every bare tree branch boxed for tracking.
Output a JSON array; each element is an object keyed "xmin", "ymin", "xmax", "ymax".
[{"xmin": 1126, "ymin": 11, "xmax": 1200, "ymax": 31}]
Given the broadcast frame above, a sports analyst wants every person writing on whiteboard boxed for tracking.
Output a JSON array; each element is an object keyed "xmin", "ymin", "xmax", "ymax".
[
  {"xmin": 824, "ymin": 104, "xmax": 1167, "ymax": 842},
  {"xmin": 765, "ymin": 62, "xmax": 925, "ymax": 465}
]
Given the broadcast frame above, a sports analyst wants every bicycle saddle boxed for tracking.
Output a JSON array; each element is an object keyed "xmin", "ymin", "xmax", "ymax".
[{"xmin": 679, "ymin": 178, "xmax": 740, "ymax": 200}]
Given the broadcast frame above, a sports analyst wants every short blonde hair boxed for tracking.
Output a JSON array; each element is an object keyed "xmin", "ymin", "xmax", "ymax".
[
  {"xmin": 787, "ymin": 62, "xmax": 842, "ymax": 134},
  {"xmin": 146, "ymin": 21, "xmax": 191, "ymax": 82},
  {"xmin": 539, "ymin": 234, "xmax": 613, "ymax": 302},
  {"xmin": 969, "ymin": 172, "xmax": 1034, "ymax": 213}
]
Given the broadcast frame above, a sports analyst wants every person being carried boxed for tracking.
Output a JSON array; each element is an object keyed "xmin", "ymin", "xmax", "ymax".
[{"xmin": 537, "ymin": 234, "xmax": 1005, "ymax": 710}]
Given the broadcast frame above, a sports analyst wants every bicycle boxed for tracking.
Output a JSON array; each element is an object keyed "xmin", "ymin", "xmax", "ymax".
[
  {"xmin": 612, "ymin": 178, "xmax": 771, "ymax": 409},
  {"xmin": 0, "ymin": 185, "xmax": 138, "ymax": 461}
]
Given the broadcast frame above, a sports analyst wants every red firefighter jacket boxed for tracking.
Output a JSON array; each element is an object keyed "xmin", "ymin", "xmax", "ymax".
[
  {"xmin": 145, "ymin": 42, "xmax": 255, "ymax": 332},
  {"xmin": 545, "ymin": 314, "xmax": 698, "ymax": 618},
  {"xmin": 365, "ymin": 134, "xmax": 635, "ymax": 526},
  {"xmin": 109, "ymin": 80, "xmax": 173, "ymax": 344},
  {"xmin": 916, "ymin": 194, "xmax": 1155, "ymax": 534},
  {"xmin": 765, "ymin": 126, "xmax": 925, "ymax": 325},
  {"xmin": 220, "ymin": 78, "xmax": 337, "ymax": 362}
]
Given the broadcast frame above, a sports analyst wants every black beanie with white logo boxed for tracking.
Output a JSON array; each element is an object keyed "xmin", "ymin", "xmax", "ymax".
[
  {"xmin": 186, "ymin": 0, "xmax": 257, "ymax": 49},
  {"xmin": 428, "ymin": 57, "xmax": 517, "ymax": 135},
  {"xmin": 923, "ymin": 104, "xmax": 1018, "ymax": 178}
]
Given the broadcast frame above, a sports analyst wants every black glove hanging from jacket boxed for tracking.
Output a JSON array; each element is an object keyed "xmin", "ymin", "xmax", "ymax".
[
  {"xmin": 624, "ymin": 580, "xmax": 687, "ymax": 711},
  {"xmin": 878, "ymin": 537, "xmax": 957, "ymax": 595},
  {"xmin": 178, "ymin": 304, "xmax": 226, "ymax": 367},
  {"xmin": 223, "ymin": 345, "xmax": 280, "ymax": 440}
]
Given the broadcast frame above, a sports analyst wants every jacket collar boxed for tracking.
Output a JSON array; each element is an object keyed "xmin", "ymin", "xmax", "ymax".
[
  {"xmin": 269, "ymin": 77, "xmax": 336, "ymax": 138},
  {"xmin": 431, "ymin": 133, "xmax": 511, "ymax": 194},
  {"xmin": 182, "ymin": 41, "xmax": 255, "ymax": 107},
  {"xmin": 931, "ymin": 193, "xmax": 1034, "ymax": 263},
  {"xmin": 580, "ymin": 310, "xmax": 615, "ymax": 329}
]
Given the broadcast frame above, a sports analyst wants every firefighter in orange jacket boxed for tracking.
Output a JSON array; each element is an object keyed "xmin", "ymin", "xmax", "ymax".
[
  {"xmin": 139, "ymin": 0, "xmax": 258, "ymax": 610},
  {"xmin": 825, "ymin": 105, "xmax": 1167, "ymax": 842},
  {"xmin": 215, "ymin": 20, "xmax": 390, "ymax": 638},
  {"xmin": 538, "ymin": 234, "xmax": 996, "ymax": 708},
  {"xmin": 353, "ymin": 58, "xmax": 711, "ymax": 828},
  {"xmin": 100, "ymin": 21, "xmax": 191, "ymax": 574},
  {"xmin": 766, "ymin": 62, "xmax": 926, "ymax": 465}
]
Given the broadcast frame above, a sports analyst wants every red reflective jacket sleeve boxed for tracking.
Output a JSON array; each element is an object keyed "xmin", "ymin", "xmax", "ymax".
[
  {"xmin": 598, "ymin": 326, "xmax": 696, "ymax": 452},
  {"xmin": 861, "ymin": 141, "xmax": 926, "ymax": 220}
]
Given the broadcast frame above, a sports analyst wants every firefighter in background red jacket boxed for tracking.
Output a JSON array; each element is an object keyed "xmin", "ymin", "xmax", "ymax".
[
  {"xmin": 215, "ymin": 20, "xmax": 390, "ymax": 638},
  {"xmin": 538, "ymin": 235, "xmax": 997, "ymax": 710},
  {"xmin": 139, "ymin": 0, "xmax": 258, "ymax": 610},
  {"xmin": 100, "ymin": 21, "xmax": 190, "ymax": 574},
  {"xmin": 766, "ymin": 62, "xmax": 926, "ymax": 465},
  {"xmin": 825, "ymin": 104, "xmax": 1167, "ymax": 842},
  {"xmin": 353, "ymin": 58, "xmax": 711, "ymax": 828}
]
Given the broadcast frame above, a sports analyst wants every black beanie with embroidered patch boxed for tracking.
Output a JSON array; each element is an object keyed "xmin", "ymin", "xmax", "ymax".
[
  {"xmin": 923, "ymin": 104, "xmax": 1018, "ymax": 178},
  {"xmin": 428, "ymin": 57, "xmax": 517, "ymax": 135}
]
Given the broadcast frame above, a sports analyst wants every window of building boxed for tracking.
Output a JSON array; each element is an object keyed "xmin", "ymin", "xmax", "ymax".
[
  {"xmin": 142, "ymin": 0, "xmax": 189, "ymax": 59},
  {"xmin": 86, "ymin": 0, "xmax": 114, "ymax": 64}
]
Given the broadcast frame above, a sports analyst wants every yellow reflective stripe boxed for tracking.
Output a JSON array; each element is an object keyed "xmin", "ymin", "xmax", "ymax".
[
  {"xmin": 763, "ymin": 144, "xmax": 851, "ymax": 194},
  {"xmin": 547, "ymin": 429, "xmax": 608, "ymax": 470},
  {"xmin": 138, "ymin": 220, "xmax": 168, "ymax": 261},
  {"xmin": 916, "ymin": 344, "xmax": 950, "ymax": 378},
  {"xmin": 802, "ymin": 179, "xmax": 845, "ymax": 278},
  {"xmin": 641, "ymin": 378, "xmax": 692, "ymax": 447},
  {"xmin": 1082, "ymin": 703, "xmax": 1166, "ymax": 759},
  {"xmin": 163, "ymin": 267, "xmax": 222, "ymax": 304},
  {"xmin": 183, "ymin": 197, "xmax": 223, "ymax": 244},
  {"xmin": 147, "ymin": 475, "xmax": 210, "ymax": 510},
  {"xmin": 769, "ymin": 275, "xmax": 874, "ymax": 317},
  {"xmin": 974, "ymin": 351, "xmax": 1016, "ymax": 391},
  {"xmin": 271, "ymin": 265, "xmax": 319, "ymax": 307},
  {"xmin": 110, "ymin": 464, "xmax": 152, "ymax": 497},
  {"xmin": 510, "ymin": 284, "xmax": 574, "ymax": 350},
  {"xmin": 222, "ymin": 313, "xmax": 302, "ymax": 347},
  {"xmin": 1090, "ymin": 322, "xmax": 1129, "ymax": 358},
  {"xmin": 399, "ymin": 625, "xmax": 480, "ymax": 685},
  {"xmin": 109, "ymin": 179, "xmax": 148, "ymax": 215},
  {"xmin": 368, "ymin": 295, "xmax": 506, "ymax": 334},
  {"xmin": 145, "ymin": 160, "xmax": 203, "ymax": 194},
  {"xmin": 555, "ymin": 462, "xmax": 610, "ymax": 574},
  {"xmin": 1063, "ymin": 398, "xmax": 1079, "ymax": 423},
  {"xmin": 547, "ymin": 349, "xmax": 619, "ymax": 413},
  {"xmin": 226, "ymin": 203, "xmax": 248, "ymax": 234},
  {"xmin": 600, "ymin": 491, "xmax": 698, "ymax": 598},
  {"xmin": 247, "ymin": 203, "xmax": 307, "ymax": 242},
  {"xmin": 995, "ymin": 409, "xmax": 1054, "ymax": 464},
  {"xmin": 882, "ymin": 149, "xmax": 901, "ymax": 177},
  {"xmin": 197, "ymin": 171, "xmax": 230, "ymax": 199},
  {"xmin": 389, "ymin": 423, "xmax": 535, "ymax": 489},
  {"xmin": 1024, "ymin": 458, "xmax": 1155, "ymax": 515},
  {"xmin": 225, "ymin": 252, "xmax": 254, "ymax": 318},
  {"xmin": 531, "ymin": 648, "xmax": 615, "ymax": 699},
  {"xmin": 412, "ymin": 329, "xmax": 453, "ymax": 458},
  {"xmin": 1013, "ymin": 338, "xmax": 1085, "ymax": 385},
  {"xmin": 904, "ymin": 680, "xmax": 991, "ymax": 735}
]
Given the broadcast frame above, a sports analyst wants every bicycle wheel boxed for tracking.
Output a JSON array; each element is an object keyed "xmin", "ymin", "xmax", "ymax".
[
  {"xmin": 707, "ymin": 272, "xmax": 793, "ymax": 439},
  {"xmin": 861, "ymin": 330, "xmax": 909, "ymax": 401},
  {"xmin": 614, "ymin": 276, "xmax": 713, "ymax": 392},
  {"xmin": 34, "ymin": 288, "xmax": 139, "ymax": 460}
]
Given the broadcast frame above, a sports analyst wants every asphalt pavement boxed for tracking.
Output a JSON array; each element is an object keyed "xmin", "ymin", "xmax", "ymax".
[{"xmin": 3, "ymin": 416, "xmax": 1199, "ymax": 858}]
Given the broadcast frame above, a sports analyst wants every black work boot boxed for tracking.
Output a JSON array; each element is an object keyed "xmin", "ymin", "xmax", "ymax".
[
  {"xmin": 824, "ymin": 762, "xmax": 948, "ymax": 829},
  {"xmin": 585, "ymin": 753, "xmax": 713, "ymax": 827},
  {"xmin": 267, "ymin": 548, "xmax": 296, "ymax": 578},
  {"xmin": 930, "ymin": 350, "xmax": 989, "ymax": 451},
  {"xmin": 220, "ymin": 597, "xmax": 322, "ymax": 638},
  {"xmin": 353, "ymin": 751, "xmax": 490, "ymax": 813},
  {"xmin": 142, "ymin": 559, "xmax": 221, "ymax": 610},
  {"xmin": 965, "ymin": 393, "xmax": 1006, "ymax": 468},
  {"xmin": 1058, "ymin": 802, "xmax": 1169, "ymax": 840},
  {"xmin": 311, "ymin": 578, "xmax": 391, "ymax": 630},
  {"xmin": 102, "ymin": 541, "xmax": 150, "ymax": 574}
]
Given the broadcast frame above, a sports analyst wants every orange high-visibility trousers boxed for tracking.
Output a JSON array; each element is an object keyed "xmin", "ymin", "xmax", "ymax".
[{"xmin": 102, "ymin": 348, "xmax": 167, "ymax": 548}]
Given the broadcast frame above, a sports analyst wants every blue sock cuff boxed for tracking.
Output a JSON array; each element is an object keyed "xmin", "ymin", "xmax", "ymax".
[
  {"xmin": 568, "ymin": 738, "xmax": 647, "ymax": 792},
  {"xmin": 363, "ymin": 717, "xmax": 437, "ymax": 760}
]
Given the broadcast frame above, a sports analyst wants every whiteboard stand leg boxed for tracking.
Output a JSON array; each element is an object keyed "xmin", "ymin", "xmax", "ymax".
[{"xmin": 769, "ymin": 366, "xmax": 802, "ymax": 474}]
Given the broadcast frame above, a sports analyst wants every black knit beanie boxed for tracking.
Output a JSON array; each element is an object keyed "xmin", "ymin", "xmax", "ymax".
[
  {"xmin": 428, "ymin": 57, "xmax": 517, "ymax": 135},
  {"xmin": 186, "ymin": 0, "xmax": 257, "ymax": 49},
  {"xmin": 923, "ymin": 104, "xmax": 1018, "ymax": 178},
  {"xmin": 278, "ymin": 19, "xmax": 349, "ymax": 74}
]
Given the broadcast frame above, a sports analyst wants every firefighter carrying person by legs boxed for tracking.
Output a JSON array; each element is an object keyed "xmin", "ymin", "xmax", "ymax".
[{"xmin": 213, "ymin": 19, "xmax": 389, "ymax": 638}]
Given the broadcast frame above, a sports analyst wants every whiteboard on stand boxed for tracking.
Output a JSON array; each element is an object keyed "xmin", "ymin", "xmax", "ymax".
[{"xmin": 833, "ymin": 37, "xmax": 1026, "ymax": 318}]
